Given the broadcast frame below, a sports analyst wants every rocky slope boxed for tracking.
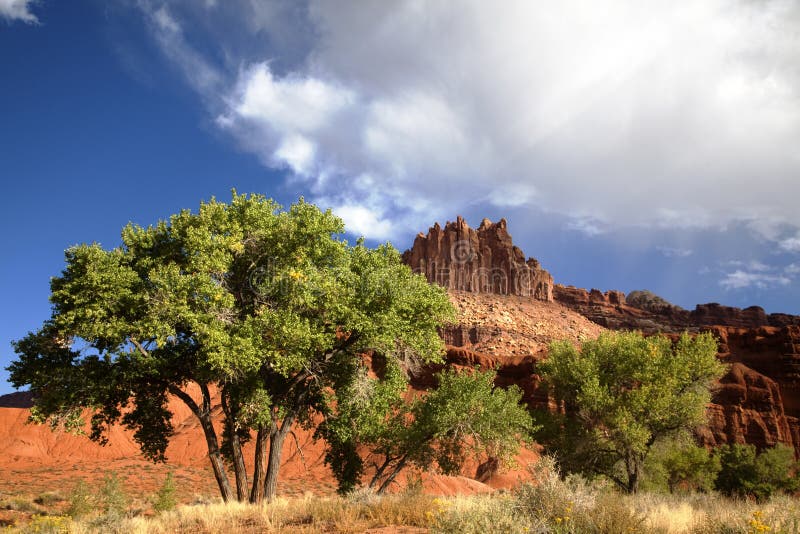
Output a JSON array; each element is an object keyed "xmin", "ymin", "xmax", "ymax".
[
  {"xmin": 553, "ymin": 285, "xmax": 800, "ymax": 332},
  {"xmin": 403, "ymin": 217, "xmax": 800, "ymax": 454}
]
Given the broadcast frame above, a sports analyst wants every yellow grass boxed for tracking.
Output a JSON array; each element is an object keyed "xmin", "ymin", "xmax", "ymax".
[{"xmin": 5, "ymin": 484, "xmax": 800, "ymax": 533}]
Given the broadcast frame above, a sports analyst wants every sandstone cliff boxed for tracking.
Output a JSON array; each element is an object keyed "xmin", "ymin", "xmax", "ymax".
[
  {"xmin": 553, "ymin": 285, "xmax": 800, "ymax": 332},
  {"xmin": 402, "ymin": 217, "xmax": 553, "ymax": 301},
  {"xmin": 402, "ymin": 216, "xmax": 800, "ymax": 454}
]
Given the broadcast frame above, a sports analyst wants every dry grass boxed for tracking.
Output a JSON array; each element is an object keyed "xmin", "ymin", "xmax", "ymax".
[
  {"xmin": 45, "ymin": 492, "xmax": 438, "ymax": 534},
  {"xmin": 4, "ymin": 465, "xmax": 800, "ymax": 534}
]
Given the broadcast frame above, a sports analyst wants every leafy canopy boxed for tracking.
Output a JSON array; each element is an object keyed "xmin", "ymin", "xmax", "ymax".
[
  {"xmin": 537, "ymin": 330, "xmax": 725, "ymax": 493},
  {"xmin": 8, "ymin": 192, "xmax": 456, "ymax": 502},
  {"xmin": 320, "ymin": 366, "xmax": 537, "ymax": 494}
]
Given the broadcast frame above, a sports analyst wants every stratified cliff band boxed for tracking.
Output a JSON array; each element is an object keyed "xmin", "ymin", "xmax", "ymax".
[{"xmin": 402, "ymin": 216, "xmax": 800, "ymax": 454}]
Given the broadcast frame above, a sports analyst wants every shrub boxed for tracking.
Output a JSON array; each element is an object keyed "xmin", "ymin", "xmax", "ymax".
[
  {"xmin": 715, "ymin": 443, "xmax": 799, "ymax": 501},
  {"xmin": 98, "ymin": 472, "xmax": 129, "ymax": 518},
  {"xmin": 66, "ymin": 480, "xmax": 94, "ymax": 519},
  {"xmin": 14, "ymin": 514, "xmax": 72, "ymax": 534},
  {"xmin": 152, "ymin": 472, "xmax": 178, "ymax": 513},
  {"xmin": 644, "ymin": 439, "xmax": 721, "ymax": 493},
  {"xmin": 33, "ymin": 492, "xmax": 64, "ymax": 507}
]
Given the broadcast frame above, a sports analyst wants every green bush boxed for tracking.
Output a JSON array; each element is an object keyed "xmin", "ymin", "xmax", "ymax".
[
  {"xmin": 152, "ymin": 472, "xmax": 178, "ymax": 513},
  {"xmin": 715, "ymin": 443, "xmax": 799, "ymax": 501},
  {"xmin": 66, "ymin": 479, "xmax": 94, "ymax": 518},
  {"xmin": 99, "ymin": 472, "xmax": 129, "ymax": 518},
  {"xmin": 644, "ymin": 439, "xmax": 720, "ymax": 493}
]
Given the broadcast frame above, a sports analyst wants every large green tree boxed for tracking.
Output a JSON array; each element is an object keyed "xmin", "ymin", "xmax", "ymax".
[
  {"xmin": 537, "ymin": 331, "xmax": 725, "ymax": 493},
  {"xmin": 8, "ymin": 193, "xmax": 454, "ymax": 503}
]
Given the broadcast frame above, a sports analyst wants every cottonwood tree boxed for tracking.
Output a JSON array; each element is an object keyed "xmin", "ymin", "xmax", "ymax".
[
  {"xmin": 319, "ymin": 366, "xmax": 536, "ymax": 494},
  {"xmin": 8, "ymin": 193, "xmax": 454, "ymax": 502},
  {"xmin": 536, "ymin": 331, "xmax": 725, "ymax": 493}
]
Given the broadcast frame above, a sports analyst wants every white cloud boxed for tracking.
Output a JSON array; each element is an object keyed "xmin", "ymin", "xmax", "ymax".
[
  {"xmin": 780, "ymin": 234, "xmax": 800, "ymax": 252},
  {"xmin": 720, "ymin": 270, "xmax": 791, "ymax": 290},
  {"xmin": 657, "ymin": 246, "xmax": 693, "ymax": 258},
  {"xmin": 719, "ymin": 259, "xmax": 800, "ymax": 290},
  {"xmin": 139, "ymin": 0, "xmax": 800, "ymax": 241},
  {"xmin": 331, "ymin": 205, "xmax": 394, "ymax": 241},
  {"xmin": 0, "ymin": 0, "xmax": 38, "ymax": 23},
  {"xmin": 273, "ymin": 134, "xmax": 315, "ymax": 175},
  {"xmin": 141, "ymin": 5, "xmax": 222, "ymax": 96}
]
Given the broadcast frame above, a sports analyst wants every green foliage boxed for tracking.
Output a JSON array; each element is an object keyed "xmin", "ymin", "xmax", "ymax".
[
  {"xmin": 99, "ymin": 472, "xmax": 129, "ymax": 518},
  {"xmin": 715, "ymin": 443, "xmax": 799, "ymax": 501},
  {"xmin": 152, "ymin": 472, "xmax": 178, "ymax": 513},
  {"xmin": 644, "ymin": 437, "xmax": 721, "ymax": 493},
  {"xmin": 321, "ymin": 367, "xmax": 537, "ymax": 493},
  {"xmin": 8, "ymin": 192, "xmax": 455, "ymax": 502},
  {"xmin": 537, "ymin": 330, "xmax": 725, "ymax": 493},
  {"xmin": 66, "ymin": 479, "xmax": 94, "ymax": 519}
]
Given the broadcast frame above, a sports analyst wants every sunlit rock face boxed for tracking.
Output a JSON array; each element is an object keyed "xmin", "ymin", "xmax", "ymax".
[{"xmin": 402, "ymin": 216, "xmax": 553, "ymax": 301}]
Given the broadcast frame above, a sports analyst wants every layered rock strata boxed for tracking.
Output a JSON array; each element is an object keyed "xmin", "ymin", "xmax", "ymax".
[
  {"xmin": 402, "ymin": 217, "xmax": 553, "ymax": 301},
  {"xmin": 554, "ymin": 285, "xmax": 800, "ymax": 332}
]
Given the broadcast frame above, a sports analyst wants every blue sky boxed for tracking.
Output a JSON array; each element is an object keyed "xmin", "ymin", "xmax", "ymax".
[{"xmin": 1, "ymin": 1, "xmax": 799, "ymax": 394}]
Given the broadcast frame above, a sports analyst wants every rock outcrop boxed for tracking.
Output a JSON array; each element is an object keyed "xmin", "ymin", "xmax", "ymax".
[
  {"xmin": 701, "ymin": 362, "xmax": 796, "ymax": 450},
  {"xmin": 402, "ymin": 217, "xmax": 553, "ymax": 301},
  {"xmin": 404, "ymin": 217, "xmax": 800, "ymax": 453},
  {"xmin": 554, "ymin": 285, "xmax": 800, "ymax": 332}
]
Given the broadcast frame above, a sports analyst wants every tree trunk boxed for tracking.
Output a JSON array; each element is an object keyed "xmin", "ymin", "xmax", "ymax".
[
  {"xmin": 198, "ymin": 410, "xmax": 236, "ymax": 502},
  {"xmin": 263, "ymin": 415, "xmax": 295, "ymax": 502},
  {"xmin": 369, "ymin": 456, "xmax": 395, "ymax": 489},
  {"xmin": 249, "ymin": 425, "xmax": 270, "ymax": 503},
  {"xmin": 221, "ymin": 392, "xmax": 249, "ymax": 501},
  {"xmin": 170, "ymin": 383, "xmax": 235, "ymax": 502},
  {"xmin": 626, "ymin": 454, "xmax": 641, "ymax": 494},
  {"xmin": 377, "ymin": 454, "xmax": 409, "ymax": 494}
]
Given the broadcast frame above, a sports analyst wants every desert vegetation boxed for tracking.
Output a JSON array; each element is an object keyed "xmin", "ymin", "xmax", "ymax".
[
  {"xmin": 7, "ymin": 195, "xmax": 532, "ymax": 505},
  {"xmin": 4, "ymin": 457, "xmax": 800, "ymax": 533},
  {"xmin": 6, "ymin": 196, "xmax": 800, "ymax": 532}
]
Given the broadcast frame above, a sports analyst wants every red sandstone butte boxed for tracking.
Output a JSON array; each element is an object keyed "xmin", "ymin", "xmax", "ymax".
[{"xmin": 402, "ymin": 216, "xmax": 553, "ymax": 301}]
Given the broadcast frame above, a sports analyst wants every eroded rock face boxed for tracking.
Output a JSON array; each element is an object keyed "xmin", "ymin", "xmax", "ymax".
[
  {"xmin": 404, "ymin": 217, "xmax": 800, "ymax": 454},
  {"xmin": 402, "ymin": 217, "xmax": 554, "ymax": 301},
  {"xmin": 554, "ymin": 285, "xmax": 800, "ymax": 332},
  {"xmin": 702, "ymin": 362, "xmax": 795, "ymax": 450}
]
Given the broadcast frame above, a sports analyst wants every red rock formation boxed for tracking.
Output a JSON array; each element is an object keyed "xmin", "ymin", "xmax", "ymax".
[
  {"xmin": 691, "ymin": 304, "xmax": 769, "ymax": 328},
  {"xmin": 702, "ymin": 362, "xmax": 795, "ymax": 450},
  {"xmin": 554, "ymin": 285, "xmax": 800, "ymax": 332},
  {"xmin": 402, "ymin": 217, "xmax": 553, "ymax": 301}
]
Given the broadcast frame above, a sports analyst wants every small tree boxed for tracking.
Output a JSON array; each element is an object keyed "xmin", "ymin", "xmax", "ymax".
[
  {"xmin": 715, "ymin": 443, "xmax": 799, "ymax": 501},
  {"xmin": 537, "ymin": 331, "xmax": 725, "ymax": 493},
  {"xmin": 152, "ymin": 472, "xmax": 178, "ymax": 513},
  {"xmin": 320, "ymin": 367, "xmax": 536, "ymax": 494}
]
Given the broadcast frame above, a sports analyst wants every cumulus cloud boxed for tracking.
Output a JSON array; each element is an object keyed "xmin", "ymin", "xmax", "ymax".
[
  {"xmin": 719, "ymin": 260, "xmax": 798, "ymax": 290},
  {"xmin": 0, "ymin": 0, "xmax": 38, "ymax": 23},
  {"xmin": 330, "ymin": 204, "xmax": 394, "ymax": 241},
  {"xmin": 720, "ymin": 270, "xmax": 790, "ymax": 290},
  {"xmin": 138, "ymin": 0, "xmax": 800, "ymax": 243}
]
